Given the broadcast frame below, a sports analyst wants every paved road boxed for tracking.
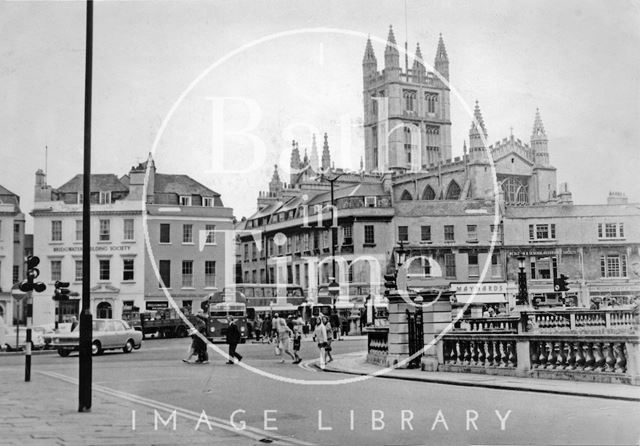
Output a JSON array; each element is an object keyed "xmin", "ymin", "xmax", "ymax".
[{"xmin": 2, "ymin": 337, "xmax": 639, "ymax": 445}]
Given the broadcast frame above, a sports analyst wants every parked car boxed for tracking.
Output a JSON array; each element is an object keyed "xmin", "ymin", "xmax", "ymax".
[
  {"xmin": 2, "ymin": 326, "xmax": 47, "ymax": 351},
  {"xmin": 51, "ymin": 319, "xmax": 143, "ymax": 357}
]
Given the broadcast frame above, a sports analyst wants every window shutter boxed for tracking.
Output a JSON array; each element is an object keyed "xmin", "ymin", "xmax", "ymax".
[
  {"xmin": 528, "ymin": 225, "xmax": 534, "ymax": 240},
  {"xmin": 550, "ymin": 224, "xmax": 556, "ymax": 239},
  {"xmin": 622, "ymin": 255, "xmax": 627, "ymax": 277},
  {"xmin": 597, "ymin": 223, "xmax": 602, "ymax": 238},
  {"xmin": 600, "ymin": 255, "xmax": 606, "ymax": 277},
  {"xmin": 619, "ymin": 223, "xmax": 624, "ymax": 238}
]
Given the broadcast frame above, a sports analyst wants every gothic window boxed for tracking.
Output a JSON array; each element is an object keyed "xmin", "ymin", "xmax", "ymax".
[
  {"xmin": 445, "ymin": 181, "xmax": 461, "ymax": 200},
  {"xmin": 425, "ymin": 93, "xmax": 438, "ymax": 114},
  {"xmin": 422, "ymin": 185, "xmax": 436, "ymax": 200},
  {"xmin": 403, "ymin": 90, "xmax": 416, "ymax": 112},
  {"xmin": 400, "ymin": 190, "xmax": 413, "ymax": 201},
  {"xmin": 372, "ymin": 126, "xmax": 378, "ymax": 168},
  {"xmin": 501, "ymin": 177, "xmax": 529, "ymax": 205},
  {"xmin": 404, "ymin": 127, "xmax": 412, "ymax": 164}
]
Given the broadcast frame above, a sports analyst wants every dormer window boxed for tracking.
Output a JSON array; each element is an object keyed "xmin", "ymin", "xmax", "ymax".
[
  {"xmin": 180, "ymin": 196, "xmax": 192, "ymax": 206},
  {"xmin": 99, "ymin": 191, "xmax": 111, "ymax": 204},
  {"xmin": 203, "ymin": 197, "xmax": 213, "ymax": 207},
  {"xmin": 364, "ymin": 196, "xmax": 377, "ymax": 207}
]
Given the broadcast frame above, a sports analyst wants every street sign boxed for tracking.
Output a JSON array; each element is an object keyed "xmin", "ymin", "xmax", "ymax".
[
  {"xmin": 11, "ymin": 283, "xmax": 27, "ymax": 301},
  {"xmin": 328, "ymin": 280, "xmax": 340, "ymax": 295}
]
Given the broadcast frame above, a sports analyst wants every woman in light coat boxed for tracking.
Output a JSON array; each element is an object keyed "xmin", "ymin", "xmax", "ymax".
[{"xmin": 313, "ymin": 317, "xmax": 329, "ymax": 369}]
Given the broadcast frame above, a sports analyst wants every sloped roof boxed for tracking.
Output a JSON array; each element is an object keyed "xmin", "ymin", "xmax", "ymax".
[
  {"xmin": 506, "ymin": 203, "xmax": 640, "ymax": 218},
  {"xmin": 307, "ymin": 183, "xmax": 387, "ymax": 205},
  {"xmin": 0, "ymin": 184, "xmax": 19, "ymax": 197},
  {"xmin": 154, "ymin": 174, "xmax": 220, "ymax": 197},
  {"xmin": 56, "ymin": 174, "xmax": 128, "ymax": 193},
  {"xmin": 396, "ymin": 200, "xmax": 496, "ymax": 217}
]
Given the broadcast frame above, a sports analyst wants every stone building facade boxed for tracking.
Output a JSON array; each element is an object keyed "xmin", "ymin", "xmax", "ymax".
[
  {"xmin": 0, "ymin": 185, "xmax": 25, "ymax": 326},
  {"xmin": 30, "ymin": 155, "xmax": 234, "ymax": 326}
]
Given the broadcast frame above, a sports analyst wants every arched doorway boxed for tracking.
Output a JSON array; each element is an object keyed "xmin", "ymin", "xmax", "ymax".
[{"xmin": 96, "ymin": 302, "xmax": 112, "ymax": 319}]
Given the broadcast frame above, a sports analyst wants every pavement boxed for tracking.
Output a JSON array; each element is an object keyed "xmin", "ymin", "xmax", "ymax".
[
  {"xmin": 0, "ymin": 370, "xmax": 311, "ymax": 446},
  {"xmin": 318, "ymin": 351, "xmax": 640, "ymax": 402}
]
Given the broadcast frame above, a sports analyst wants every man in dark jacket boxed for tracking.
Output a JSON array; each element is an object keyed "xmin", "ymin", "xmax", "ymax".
[{"xmin": 226, "ymin": 317, "xmax": 243, "ymax": 364}]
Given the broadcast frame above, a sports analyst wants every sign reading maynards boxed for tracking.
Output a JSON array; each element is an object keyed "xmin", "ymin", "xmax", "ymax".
[
  {"xmin": 450, "ymin": 282, "xmax": 507, "ymax": 294},
  {"xmin": 52, "ymin": 245, "xmax": 133, "ymax": 253}
]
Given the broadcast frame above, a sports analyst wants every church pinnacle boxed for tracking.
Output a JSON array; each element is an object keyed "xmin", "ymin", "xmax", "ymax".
[
  {"xmin": 310, "ymin": 134, "xmax": 319, "ymax": 171},
  {"xmin": 384, "ymin": 25, "xmax": 400, "ymax": 70},
  {"xmin": 434, "ymin": 33, "xmax": 449, "ymax": 80},
  {"xmin": 531, "ymin": 108, "xmax": 549, "ymax": 166},
  {"xmin": 412, "ymin": 42, "xmax": 426, "ymax": 76},
  {"xmin": 469, "ymin": 100, "xmax": 488, "ymax": 159},
  {"xmin": 321, "ymin": 133, "xmax": 331, "ymax": 171},
  {"xmin": 290, "ymin": 140, "xmax": 301, "ymax": 171}
]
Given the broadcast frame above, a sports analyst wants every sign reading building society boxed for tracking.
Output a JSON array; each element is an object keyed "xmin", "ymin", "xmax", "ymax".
[
  {"xmin": 450, "ymin": 282, "xmax": 507, "ymax": 294},
  {"xmin": 52, "ymin": 245, "xmax": 133, "ymax": 253}
]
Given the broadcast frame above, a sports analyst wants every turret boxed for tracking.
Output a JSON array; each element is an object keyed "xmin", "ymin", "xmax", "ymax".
[
  {"xmin": 34, "ymin": 169, "xmax": 52, "ymax": 202},
  {"xmin": 412, "ymin": 42, "xmax": 426, "ymax": 80},
  {"xmin": 363, "ymin": 36, "xmax": 378, "ymax": 81},
  {"xmin": 469, "ymin": 101, "xmax": 488, "ymax": 161},
  {"xmin": 321, "ymin": 133, "xmax": 331, "ymax": 171},
  {"xmin": 384, "ymin": 26, "xmax": 400, "ymax": 74},
  {"xmin": 290, "ymin": 140, "xmax": 301, "ymax": 170},
  {"xmin": 310, "ymin": 134, "xmax": 319, "ymax": 171},
  {"xmin": 531, "ymin": 108, "xmax": 549, "ymax": 166},
  {"xmin": 434, "ymin": 33, "xmax": 449, "ymax": 81},
  {"xmin": 268, "ymin": 164, "xmax": 283, "ymax": 196}
]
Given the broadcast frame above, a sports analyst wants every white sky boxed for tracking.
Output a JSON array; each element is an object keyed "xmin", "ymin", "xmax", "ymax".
[{"xmin": 1, "ymin": 0, "xmax": 639, "ymax": 230}]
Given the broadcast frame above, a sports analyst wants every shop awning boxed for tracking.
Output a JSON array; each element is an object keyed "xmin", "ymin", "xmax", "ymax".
[{"xmin": 454, "ymin": 294, "xmax": 507, "ymax": 304}]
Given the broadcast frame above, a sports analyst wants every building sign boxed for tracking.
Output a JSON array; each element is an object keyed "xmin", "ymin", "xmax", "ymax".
[
  {"xmin": 450, "ymin": 282, "xmax": 507, "ymax": 294},
  {"xmin": 507, "ymin": 247, "xmax": 579, "ymax": 256},
  {"xmin": 145, "ymin": 301, "xmax": 169, "ymax": 311},
  {"xmin": 589, "ymin": 284, "xmax": 640, "ymax": 293},
  {"xmin": 52, "ymin": 245, "xmax": 134, "ymax": 253}
]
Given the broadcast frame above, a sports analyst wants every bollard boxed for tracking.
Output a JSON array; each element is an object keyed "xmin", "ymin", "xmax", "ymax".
[{"xmin": 25, "ymin": 328, "xmax": 31, "ymax": 382}]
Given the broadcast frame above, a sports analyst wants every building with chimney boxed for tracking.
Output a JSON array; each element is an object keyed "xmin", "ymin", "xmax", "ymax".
[
  {"xmin": 30, "ymin": 155, "xmax": 234, "ymax": 326},
  {"xmin": 236, "ymin": 26, "xmax": 640, "ymax": 311}
]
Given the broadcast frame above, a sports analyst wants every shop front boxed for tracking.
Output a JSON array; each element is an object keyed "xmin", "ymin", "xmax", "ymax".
[{"xmin": 450, "ymin": 281, "xmax": 509, "ymax": 318}]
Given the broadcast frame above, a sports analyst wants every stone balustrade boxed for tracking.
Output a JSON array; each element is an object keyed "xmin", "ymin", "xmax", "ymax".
[
  {"xmin": 454, "ymin": 316, "xmax": 519, "ymax": 333},
  {"xmin": 523, "ymin": 309, "xmax": 638, "ymax": 334},
  {"xmin": 438, "ymin": 332, "xmax": 639, "ymax": 385},
  {"xmin": 365, "ymin": 327, "xmax": 389, "ymax": 366}
]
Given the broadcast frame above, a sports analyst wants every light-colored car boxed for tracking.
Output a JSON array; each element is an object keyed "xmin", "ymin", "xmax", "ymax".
[
  {"xmin": 2, "ymin": 326, "xmax": 46, "ymax": 351},
  {"xmin": 51, "ymin": 319, "xmax": 143, "ymax": 357}
]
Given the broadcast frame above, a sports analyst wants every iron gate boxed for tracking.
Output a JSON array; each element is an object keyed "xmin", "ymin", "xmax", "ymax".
[{"xmin": 406, "ymin": 307, "xmax": 424, "ymax": 368}]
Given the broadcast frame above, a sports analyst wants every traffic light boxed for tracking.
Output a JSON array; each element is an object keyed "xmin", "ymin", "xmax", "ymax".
[
  {"xmin": 557, "ymin": 274, "xmax": 570, "ymax": 292},
  {"xmin": 19, "ymin": 256, "xmax": 47, "ymax": 293},
  {"xmin": 383, "ymin": 273, "xmax": 397, "ymax": 296},
  {"xmin": 53, "ymin": 281, "xmax": 70, "ymax": 301}
]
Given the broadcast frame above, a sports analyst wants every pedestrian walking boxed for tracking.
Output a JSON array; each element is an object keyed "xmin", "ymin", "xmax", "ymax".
[
  {"xmin": 291, "ymin": 312, "xmax": 304, "ymax": 364},
  {"xmin": 254, "ymin": 315, "xmax": 263, "ymax": 341},
  {"xmin": 193, "ymin": 328, "xmax": 209, "ymax": 364},
  {"xmin": 313, "ymin": 316, "xmax": 328, "ymax": 369},
  {"xmin": 262, "ymin": 315, "xmax": 272, "ymax": 343},
  {"xmin": 225, "ymin": 317, "xmax": 243, "ymax": 364},
  {"xmin": 330, "ymin": 310, "xmax": 341, "ymax": 340},
  {"xmin": 182, "ymin": 327, "xmax": 199, "ymax": 363},
  {"xmin": 273, "ymin": 313, "xmax": 296, "ymax": 363},
  {"xmin": 322, "ymin": 316, "xmax": 334, "ymax": 362}
]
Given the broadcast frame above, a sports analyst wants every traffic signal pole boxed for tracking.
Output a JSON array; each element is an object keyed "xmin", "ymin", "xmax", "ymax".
[{"xmin": 78, "ymin": 0, "xmax": 93, "ymax": 413}]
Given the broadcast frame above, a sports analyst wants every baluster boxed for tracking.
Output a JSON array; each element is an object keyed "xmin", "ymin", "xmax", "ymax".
[
  {"xmin": 493, "ymin": 340, "xmax": 501, "ymax": 366},
  {"xmin": 573, "ymin": 341, "xmax": 584, "ymax": 370},
  {"xmin": 613, "ymin": 343, "xmax": 626, "ymax": 373},
  {"xmin": 604, "ymin": 343, "xmax": 616, "ymax": 372},
  {"xmin": 529, "ymin": 341, "xmax": 539, "ymax": 369},
  {"xmin": 583, "ymin": 343, "xmax": 595, "ymax": 371},
  {"xmin": 500, "ymin": 341, "xmax": 509, "ymax": 367},
  {"xmin": 447, "ymin": 341, "xmax": 455, "ymax": 364},
  {"xmin": 462, "ymin": 341, "xmax": 471, "ymax": 365},
  {"xmin": 508, "ymin": 341, "xmax": 517, "ymax": 367},
  {"xmin": 477, "ymin": 340, "xmax": 486, "ymax": 366},
  {"xmin": 565, "ymin": 342, "xmax": 576, "ymax": 370},
  {"xmin": 538, "ymin": 341, "xmax": 547, "ymax": 369},
  {"xmin": 592, "ymin": 342, "xmax": 605, "ymax": 372},
  {"xmin": 469, "ymin": 341, "xmax": 477, "ymax": 365},
  {"xmin": 546, "ymin": 342, "xmax": 556, "ymax": 369},
  {"xmin": 486, "ymin": 341, "xmax": 494, "ymax": 366},
  {"xmin": 554, "ymin": 341, "xmax": 564, "ymax": 368}
]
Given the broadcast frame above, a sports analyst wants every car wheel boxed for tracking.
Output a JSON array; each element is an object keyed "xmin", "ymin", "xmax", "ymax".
[
  {"xmin": 91, "ymin": 341, "xmax": 102, "ymax": 356},
  {"xmin": 122, "ymin": 339, "xmax": 134, "ymax": 353},
  {"xmin": 58, "ymin": 348, "xmax": 71, "ymax": 357}
]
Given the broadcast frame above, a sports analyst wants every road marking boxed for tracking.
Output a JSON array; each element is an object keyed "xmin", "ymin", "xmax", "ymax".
[
  {"xmin": 39, "ymin": 370, "xmax": 315, "ymax": 446},
  {"xmin": 298, "ymin": 358, "xmax": 318, "ymax": 372}
]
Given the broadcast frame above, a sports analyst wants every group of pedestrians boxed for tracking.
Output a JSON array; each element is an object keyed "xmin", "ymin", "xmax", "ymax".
[{"xmin": 181, "ymin": 312, "xmax": 343, "ymax": 369}]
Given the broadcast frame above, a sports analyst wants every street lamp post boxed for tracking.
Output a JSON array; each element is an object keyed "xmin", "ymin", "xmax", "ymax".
[
  {"xmin": 517, "ymin": 256, "xmax": 529, "ymax": 306},
  {"xmin": 321, "ymin": 172, "xmax": 345, "ymax": 281}
]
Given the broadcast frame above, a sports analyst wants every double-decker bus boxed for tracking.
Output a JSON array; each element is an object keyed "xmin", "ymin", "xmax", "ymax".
[
  {"xmin": 231, "ymin": 284, "xmax": 306, "ymax": 320},
  {"xmin": 202, "ymin": 291, "xmax": 248, "ymax": 343}
]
